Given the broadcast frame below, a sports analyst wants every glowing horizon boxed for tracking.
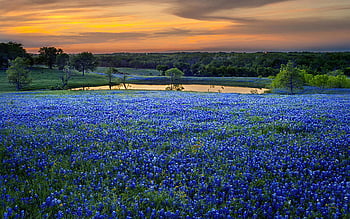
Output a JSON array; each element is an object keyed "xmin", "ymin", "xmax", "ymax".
[{"xmin": 1, "ymin": 0, "xmax": 349, "ymax": 53}]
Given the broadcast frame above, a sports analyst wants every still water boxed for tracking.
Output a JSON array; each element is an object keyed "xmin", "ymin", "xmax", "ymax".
[{"xmin": 72, "ymin": 84, "xmax": 268, "ymax": 94}]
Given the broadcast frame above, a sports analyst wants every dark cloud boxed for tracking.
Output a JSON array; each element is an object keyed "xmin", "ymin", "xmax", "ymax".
[
  {"xmin": 0, "ymin": 31, "xmax": 149, "ymax": 47},
  {"xmin": 0, "ymin": 0, "xmax": 135, "ymax": 12},
  {"xmin": 200, "ymin": 40, "xmax": 350, "ymax": 52},
  {"xmin": 224, "ymin": 17, "xmax": 350, "ymax": 34},
  {"xmin": 153, "ymin": 28, "xmax": 229, "ymax": 37},
  {"xmin": 151, "ymin": 17, "xmax": 350, "ymax": 37},
  {"xmin": 1, "ymin": 0, "xmax": 346, "ymax": 25},
  {"xmin": 170, "ymin": 0, "xmax": 292, "ymax": 21}
]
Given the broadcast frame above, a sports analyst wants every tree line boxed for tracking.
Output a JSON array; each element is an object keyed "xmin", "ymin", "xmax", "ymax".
[
  {"xmin": 97, "ymin": 52, "xmax": 350, "ymax": 77},
  {"xmin": 1, "ymin": 42, "xmax": 98, "ymax": 90},
  {"xmin": 1, "ymin": 42, "xmax": 98, "ymax": 73}
]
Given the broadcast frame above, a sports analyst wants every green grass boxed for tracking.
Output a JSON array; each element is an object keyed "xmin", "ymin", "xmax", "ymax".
[{"xmin": 0, "ymin": 68, "xmax": 109, "ymax": 92}]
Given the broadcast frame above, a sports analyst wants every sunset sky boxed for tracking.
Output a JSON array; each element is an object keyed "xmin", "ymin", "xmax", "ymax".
[{"xmin": 1, "ymin": 0, "xmax": 349, "ymax": 53}]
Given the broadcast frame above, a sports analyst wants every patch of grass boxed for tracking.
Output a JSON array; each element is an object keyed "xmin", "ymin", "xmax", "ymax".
[
  {"xmin": 0, "ymin": 67, "xmax": 109, "ymax": 92},
  {"xmin": 0, "ymin": 70, "xmax": 13, "ymax": 92}
]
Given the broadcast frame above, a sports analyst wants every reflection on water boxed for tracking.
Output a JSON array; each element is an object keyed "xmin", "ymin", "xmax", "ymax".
[{"xmin": 71, "ymin": 84, "xmax": 268, "ymax": 94}]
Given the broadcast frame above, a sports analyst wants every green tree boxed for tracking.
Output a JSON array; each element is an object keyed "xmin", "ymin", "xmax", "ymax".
[
  {"xmin": 6, "ymin": 57, "xmax": 32, "ymax": 90},
  {"xmin": 156, "ymin": 64, "xmax": 169, "ymax": 76},
  {"xmin": 174, "ymin": 62, "xmax": 191, "ymax": 76},
  {"xmin": 165, "ymin": 67, "xmax": 184, "ymax": 90},
  {"xmin": 327, "ymin": 75, "xmax": 350, "ymax": 88},
  {"xmin": 310, "ymin": 74, "xmax": 329, "ymax": 89},
  {"xmin": 300, "ymin": 71, "xmax": 314, "ymax": 85},
  {"xmin": 271, "ymin": 61, "xmax": 304, "ymax": 94},
  {"xmin": 72, "ymin": 52, "xmax": 98, "ymax": 76},
  {"xmin": 38, "ymin": 47, "xmax": 63, "ymax": 69},
  {"xmin": 56, "ymin": 53, "xmax": 70, "ymax": 70},
  {"xmin": 0, "ymin": 42, "xmax": 28, "ymax": 68}
]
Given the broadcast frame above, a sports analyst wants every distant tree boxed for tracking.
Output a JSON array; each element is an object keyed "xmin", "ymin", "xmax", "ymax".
[
  {"xmin": 271, "ymin": 61, "xmax": 303, "ymax": 94},
  {"xmin": 174, "ymin": 62, "xmax": 191, "ymax": 76},
  {"xmin": 0, "ymin": 42, "xmax": 28, "ymax": 68},
  {"xmin": 165, "ymin": 68, "xmax": 184, "ymax": 90},
  {"xmin": 156, "ymin": 64, "xmax": 169, "ymax": 76},
  {"xmin": 38, "ymin": 47, "xmax": 63, "ymax": 69},
  {"xmin": 56, "ymin": 53, "xmax": 70, "ymax": 70},
  {"xmin": 344, "ymin": 67, "xmax": 350, "ymax": 76},
  {"xmin": 327, "ymin": 69, "xmax": 344, "ymax": 76},
  {"xmin": 6, "ymin": 57, "xmax": 32, "ymax": 90},
  {"xmin": 326, "ymin": 75, "xmax": 350, "ymax": 88},
  {"xmin": 71, "ymin": 52, "xmax": 98, "ymax": 76},
  {"xmin": 105, "ymin": 67, "xmax": 120, "ymax": 90},
  {"xmin": 305, "ymin": 71, "xmax": 350, "ymax": 89}
]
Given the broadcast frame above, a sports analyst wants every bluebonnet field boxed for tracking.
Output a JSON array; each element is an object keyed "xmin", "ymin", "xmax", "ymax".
[{"xmin": 0, "ymin": 90, "xmax": 349, "ymax": 218}]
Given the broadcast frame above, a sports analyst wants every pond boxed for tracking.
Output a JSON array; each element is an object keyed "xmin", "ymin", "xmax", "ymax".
[{"xmin": 72, "ymin": 84, "xmax": 269, "ymax": 94}]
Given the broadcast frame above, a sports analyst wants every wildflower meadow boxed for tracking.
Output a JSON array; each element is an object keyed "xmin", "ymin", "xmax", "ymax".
[{"xmin": 0, "ymin": 90, "xmax": 349, "ymax": 218}]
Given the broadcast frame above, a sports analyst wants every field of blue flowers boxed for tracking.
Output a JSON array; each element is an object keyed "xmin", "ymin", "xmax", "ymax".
[{"xmin": 1, "ymin": 90, "xmax": 349, "ymax": 218}]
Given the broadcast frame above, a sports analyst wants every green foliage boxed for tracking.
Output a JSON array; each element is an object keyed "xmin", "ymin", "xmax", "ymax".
[
  {"xmin": 271, "ymin": 61, "xmax": 304, "ymax": 94},
  {"xmin": 38, "ymin": 47, "xmax": 63, "ymax": 69},
  {"xmin": 310, "ymin": 74, "xmax": 329, "ymax": 89},
  {"xmin": 327, "ymin": 69, "xmax": 344, "ymax": 76},
  {"xmin": 56, "ymin": 53, "xmax": 70, "ymax": 70},
  {"xmin": 156, "ymin": 65, "xmax": 169, "ymax": 76},
  {"xmin": 6, "ymin": 57, "xmax": 32, "ymax": 90},
  {"xmin": 97, "ymin": 52, "xmax": 350, "ymax": 77},
  {"xmin": 326, "ymin": 75, "xmax": 350, "ymax": 88},
  {"xmin": 0, "ymin": 42, "xmax": 29, "ymax": 68},
  {"xmin": 302, "ymin": 69, "xmax": 350, "ymax": 89},
  {"xmin": 165, "ymin": 67, "xmax": 184, "ymax": 80},
  {"xmin": 301, "ymin": 72, "xmax": 314, "ymax": 85},
  {"xmin": 174, "ymin": 62, "xmax": 191, "ymax": 75},
  {"xmin": 165, "ymin": 68, "xmax": 184, "ymax": 90},
  {"xmin": 71, "ymin": 52, "xmax": 98, "ymax": 76}
]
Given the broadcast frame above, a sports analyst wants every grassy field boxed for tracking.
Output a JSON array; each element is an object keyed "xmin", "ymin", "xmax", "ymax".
[
  {"xmin": 0, "ymin": 68, "xmax": 108, "ymax": 92},
  {"xmin": 1, "ymin": 90, "xmax": 349, "ymax": 218}
]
